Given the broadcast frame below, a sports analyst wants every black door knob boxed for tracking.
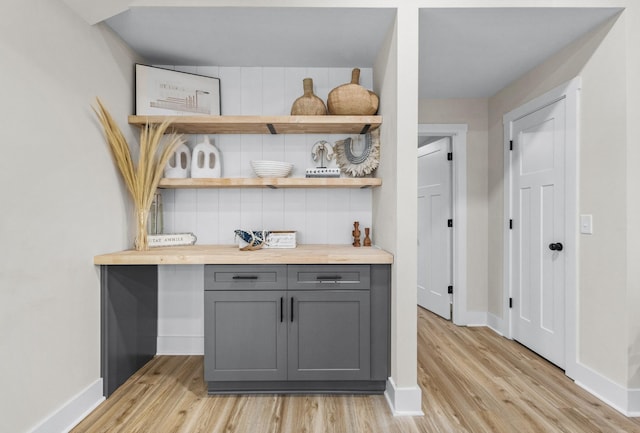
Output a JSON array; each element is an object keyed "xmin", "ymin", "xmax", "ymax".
[{"xmin": 549, "ymin": 243, "xmax": 564, "ymax": 251}]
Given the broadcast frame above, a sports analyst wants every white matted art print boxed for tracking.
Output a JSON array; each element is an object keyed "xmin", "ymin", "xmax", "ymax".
[{"xmin": 135, "ymin": 64, "xmax": 221, "ymax": 116}]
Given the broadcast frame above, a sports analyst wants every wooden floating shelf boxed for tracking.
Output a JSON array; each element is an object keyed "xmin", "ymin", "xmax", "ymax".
[
  {"xmin": 128, "ymin": 115, "xmax": 382, "ymax": 135},
  {"xmin": 158, "ymin": 177, "xmax": 382, "ymax": 189}
]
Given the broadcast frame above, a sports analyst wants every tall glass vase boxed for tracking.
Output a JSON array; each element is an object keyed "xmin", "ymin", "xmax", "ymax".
[{"xmin": 135, "ymin": 207, "xmax": 149, "ymax": 251}]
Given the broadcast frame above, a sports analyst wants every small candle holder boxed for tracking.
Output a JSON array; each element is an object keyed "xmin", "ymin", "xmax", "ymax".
[
  {"xmin": 364, "ymin": 227, "xmax": 372, "ymax": 247},
  {"xmin": 352, "ymin": 221, "xmax": 361, "ymax": 247}
]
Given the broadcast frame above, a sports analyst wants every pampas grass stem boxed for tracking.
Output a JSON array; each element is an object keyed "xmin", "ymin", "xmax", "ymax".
[{"xmin": 93, "ymin": 98, "xmax": 183, "ymax": 250}]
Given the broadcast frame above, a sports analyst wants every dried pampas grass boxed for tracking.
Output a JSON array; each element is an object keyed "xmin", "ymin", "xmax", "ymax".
[{"xmin": 93, "ymin": 98, "xmax": 183, "ymax": 250}]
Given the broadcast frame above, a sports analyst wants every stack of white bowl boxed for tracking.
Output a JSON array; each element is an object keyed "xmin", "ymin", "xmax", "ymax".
[{"xmin": 250, "ymin": 160, "xmax": 293, "ymax": 178}]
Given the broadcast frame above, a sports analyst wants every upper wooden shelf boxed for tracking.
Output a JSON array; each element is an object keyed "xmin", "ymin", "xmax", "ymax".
[
  {"xmin": 128, "ymin": 115, "xmax": 382, "ymax": 135},
  {"xmin": 158, "ymin": 177, "xmax": 381, "ymax": 189}
]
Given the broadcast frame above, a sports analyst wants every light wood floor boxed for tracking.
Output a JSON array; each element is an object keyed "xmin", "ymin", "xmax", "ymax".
[{"xmin": 72, "ymin": 308, "xmax": 640, "ymax": 433}]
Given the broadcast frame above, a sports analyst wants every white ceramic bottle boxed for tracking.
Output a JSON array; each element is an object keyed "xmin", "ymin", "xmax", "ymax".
[
  {"xmin": 164, "ymin": 143, "xmax": 191, "ymax": 178},
  {"xmin": 191, "ymin": 136, "xmax": 222, "ymax": 178}
]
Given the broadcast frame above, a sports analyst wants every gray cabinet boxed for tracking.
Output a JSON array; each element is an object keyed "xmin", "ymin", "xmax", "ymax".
[
  {"xmin": 101, "ymin": 265, "xmax": 158, "ymax": 397},
  {"xmin": 204, "ymin": 264, "xmax": 389, "ymax": 394},
  {"xmin": 204, "ymin": 290, "xmax": 287, "ymax": 381},
  {"xmin": 204, "ymin": 265, "xmax": 287, "ymax": 382},
  {"xmin": 288, "ymin": 290, "xmax": 370, "ymax": 380}
]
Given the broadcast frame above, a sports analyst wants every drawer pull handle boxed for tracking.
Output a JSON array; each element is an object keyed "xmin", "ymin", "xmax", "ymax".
[
  {"xmin": 280, "ymin": 297, "xmax": 284, "ymax": 323},
  {"xmin": 316, "ymin": 276, "xmax": 343, "ymax": 281},
  {"xmin": 232, "ymin": 276, "xmax": 259, "ymax": 280},
  {"xmin": 290, "ymin": 297, "xmax": 294, "ymax": 322}
]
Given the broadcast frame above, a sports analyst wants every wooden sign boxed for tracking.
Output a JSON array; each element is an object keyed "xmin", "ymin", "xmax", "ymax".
[{"xmin": 148, "ymin": 233, "xmax": 197, "ymax": 247}]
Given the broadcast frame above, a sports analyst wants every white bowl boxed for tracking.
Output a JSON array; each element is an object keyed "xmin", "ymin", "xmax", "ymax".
[{"xmin": 251, "ymin": 160, "xmax": 293, "ymax": 178}]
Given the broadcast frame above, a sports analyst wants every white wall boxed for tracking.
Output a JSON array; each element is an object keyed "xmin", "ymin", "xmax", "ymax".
[
  {"xmin": 373, "ymin": 7, "xmax": 422, "ymax": 413},
  {"xmin": 0, "ymin": 1, "xmax": 139, "ymax": 432},
  {"xmin": 625, "ymin": 1, "xmax": 640, "ymax": 391},
  {"xmin": 488, "ymin": 14, "xmax": 628, "ymax": 384},
  {"xmin": 157, "ymin": 66, "xmax": 376, "ymax": 352},
  {"xmin": 418, "ymin": 98, "xmax": 489, "ymax": 314}
]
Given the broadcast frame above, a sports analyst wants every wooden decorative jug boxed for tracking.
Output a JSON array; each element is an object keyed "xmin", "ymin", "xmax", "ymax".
[
  {"xmin": 291, "ymin": 78, "xmax": 327, "ymax": 115},
  {"xmin": 327, "ymin": 68, "xmax": 379, "ymax": 115}
]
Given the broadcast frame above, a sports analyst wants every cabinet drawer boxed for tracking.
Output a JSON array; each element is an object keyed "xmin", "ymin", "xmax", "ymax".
[
  {"xmin": 205, "ymin": 265, "xmax": 287, "ymax": 290},
  {"xmin": 287, "ymin": 265, "xmax": 370, "ymax": 290}
]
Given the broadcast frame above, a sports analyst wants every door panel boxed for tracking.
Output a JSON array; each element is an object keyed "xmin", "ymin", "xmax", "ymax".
[
  {"xmin": 204, "ymin": 290, "xmax": 287, "ymax": 381},
  {"xmin": 288, "ymin": 290, "xmax": 370, "ymax": 380},
  {"xmin": 512, "ymin": 99, "xmax": 566, "ymax": 368},
  {"xmin": 417, "ymin": 137, "xmax": 452, "ymax": 319}
]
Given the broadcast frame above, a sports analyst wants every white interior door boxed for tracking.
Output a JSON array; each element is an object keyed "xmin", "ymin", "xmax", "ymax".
[
  {"xmin": 417, "ymin": 137, "xmax": 452, "ymax": 320},
  {"xmin": 511, "ymin": 99, "xmax": 566, "ymax": 368}
]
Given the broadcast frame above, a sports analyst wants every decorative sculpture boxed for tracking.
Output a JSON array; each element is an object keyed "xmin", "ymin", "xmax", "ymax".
[
  {"xmin": 352, "ymin": 221, "xmax": 361, "ymax": 247},
  {"xmin": 164, "ymin": 143, "xmax": 191, "ymax": 178},
  {"xmin": 191, "ymin": 136, "xmax": 221, "ymax": 178},
  {"xmin": 311, "ymin": 140, "xmax": 334, "ymax": 168},
  {"xmin": 364, "ymin": 228, "xmax": 372, "ymax": 247},
  {"xmin": 334, "ymin": 128, "xmax": 380, "ymax": 177}
]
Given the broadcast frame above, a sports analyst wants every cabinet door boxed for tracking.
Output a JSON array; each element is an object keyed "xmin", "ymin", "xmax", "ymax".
[
  {"xmin": 288, "ymin": 290, "xmax": 370, "ymax": 381},
  {"xmin": 204, "ymin": 290, "xmax": 287, "ymax": 381}
]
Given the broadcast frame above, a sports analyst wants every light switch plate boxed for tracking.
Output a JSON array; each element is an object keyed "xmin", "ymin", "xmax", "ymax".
[{"xmin": 580, "ymin": 214, "xmax": 593, "ymax": 234}]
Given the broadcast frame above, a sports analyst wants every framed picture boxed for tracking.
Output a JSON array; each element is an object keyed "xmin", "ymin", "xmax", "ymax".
[{"xmin": 135, "ymin": 64, "xmax": 221, "ymax": 116}]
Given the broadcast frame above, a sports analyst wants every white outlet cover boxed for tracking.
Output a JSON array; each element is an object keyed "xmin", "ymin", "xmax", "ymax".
[{"xmin": 580, "ymin": 214, "xmax": 593, "ymax": 234}]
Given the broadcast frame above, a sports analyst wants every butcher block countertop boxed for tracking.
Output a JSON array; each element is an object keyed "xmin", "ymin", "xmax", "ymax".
[{"xmin": 94, "ymin": 244, "xmax": 394, "ymax": 265}]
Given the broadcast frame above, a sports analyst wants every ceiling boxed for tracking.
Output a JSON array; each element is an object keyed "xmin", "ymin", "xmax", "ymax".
[
  {"xmin": 105, "ymin": 6, "xmax": 622, "ymax": 99},
  {"xmin": 419, "ymin": 8, "xmax": 621, "ymax": 98},
  {"xmin": 106, "ymin": 8, "xmax": 396, "ymax": 69}
]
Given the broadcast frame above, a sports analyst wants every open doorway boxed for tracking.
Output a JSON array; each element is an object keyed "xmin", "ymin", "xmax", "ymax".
[{"xmin": 417, "ymin": 124, "xmax": 468, "ymax": 326}]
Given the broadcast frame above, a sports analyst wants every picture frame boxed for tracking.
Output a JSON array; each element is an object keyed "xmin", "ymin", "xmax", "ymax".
[{"xmin": 135, "ymin": 64, "xmax": 221, "ymax": 116}]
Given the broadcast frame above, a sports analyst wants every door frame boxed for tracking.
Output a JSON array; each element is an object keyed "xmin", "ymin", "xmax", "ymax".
[
  {"xmin": 503, "ymin": 77, "xmax": 581, "ymax": 379},
  {"xmin": 417, "ymin": 124, "xmax": 468, "ymax": 326}
]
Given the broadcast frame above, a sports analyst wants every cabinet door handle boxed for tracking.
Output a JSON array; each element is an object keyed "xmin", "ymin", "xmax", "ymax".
[
  {"xmin": 280, "ymin": 297, "xmax": 284, "ymax": 323},
  {"xmin": 232, "ymin": 275, "xmax": 258, "ymax": 280},
  {"xmin": 290, "ymin": 297, "xmax": 294, "ymax": 322}
]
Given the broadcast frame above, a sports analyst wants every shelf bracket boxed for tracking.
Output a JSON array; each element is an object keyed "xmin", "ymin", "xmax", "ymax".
[
  {"xmin": 266, "ymin": 184, "xmax": 278, "ymax": 189},
  {"xmin": 360, "ymin": 124, "xmax": 371, "ymax": 134},
  {"xmin": 267, "ymin": 124, "xmax": 277, "ymax": 134}
]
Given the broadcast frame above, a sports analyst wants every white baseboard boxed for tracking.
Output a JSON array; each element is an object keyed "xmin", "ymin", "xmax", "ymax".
[
  {"xmin": 628, "ymin": 387, "xmax": 640, "ymax": 416},
  {"xmin": 157, "ymin": 336, "xmax": 204, "ymax": 355},
  {"xmin": 28, "ymin": 379, "xmax": 104, "ymax": 433},
  {"xmin": 487, "ymin": 312, "xmax": 506, "ymax": 337},
  {"xmin": 574, "ymin": 361, "xmax": 639, "ymax": 416},
  {"xmin": 384, "ymin": 377, "xmax": 424, "ymax": 416},
  {"xmin": 461, "ymin": 311, "xmax": 487, "ymax": 327}
]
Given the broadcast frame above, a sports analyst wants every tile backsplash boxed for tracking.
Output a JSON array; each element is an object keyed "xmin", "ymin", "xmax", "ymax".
[{"xmin": 159, "ymin": 65, "xmax": 375, "ymax": 245}]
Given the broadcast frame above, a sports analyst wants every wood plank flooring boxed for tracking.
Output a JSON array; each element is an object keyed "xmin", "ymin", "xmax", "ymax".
[{"xmin": 72, "ymin": 308, "xmax": 640, "ymax": 433}]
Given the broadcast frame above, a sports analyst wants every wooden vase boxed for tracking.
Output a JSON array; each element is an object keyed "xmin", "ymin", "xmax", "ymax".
[
  {"xmin": 291, "ymin": 78, "xmax": 327, "ymax": 115},
  {"xmin": 327, "ymin": 68, "xmax": 379, "ymax": 115}
]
